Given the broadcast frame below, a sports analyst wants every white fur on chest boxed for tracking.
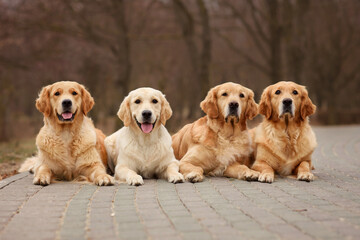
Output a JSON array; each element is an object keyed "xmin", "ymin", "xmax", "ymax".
[{"xmin": 109, "ymin": 125, "xmax": 175, "ymax": 178}]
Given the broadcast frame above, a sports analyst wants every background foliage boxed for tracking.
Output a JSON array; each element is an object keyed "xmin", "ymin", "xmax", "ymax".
[{"xmin": 1, "ymin": 0, "xmax": 359, "ymax": 141}]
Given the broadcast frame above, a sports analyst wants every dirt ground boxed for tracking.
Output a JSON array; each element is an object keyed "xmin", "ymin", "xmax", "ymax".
[
  {"xmin": 0, "ymin": 161, "xmax": 21, "ymax": 180},
  {"xmin": 0, "ymin": 138, "xmax": 36, "ymax": 180}
]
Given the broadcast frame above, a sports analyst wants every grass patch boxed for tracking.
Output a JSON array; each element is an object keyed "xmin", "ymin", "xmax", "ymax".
[
  {"xmin": 0, "ymin": 138, "xmax": 36, "ymax": 179},
  {"xmin": 0, "ymin": 138, "xmax": 36, "ymax": 163}
]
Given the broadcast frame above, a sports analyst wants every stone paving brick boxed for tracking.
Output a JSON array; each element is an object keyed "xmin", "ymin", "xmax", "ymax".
[
  {"xmin": 0, "ymin": 126, "xmax": 360, "ymax": 239},
  {"xmin": 60, "ymin": 184, "xmax": 97, "ymax": 240}
]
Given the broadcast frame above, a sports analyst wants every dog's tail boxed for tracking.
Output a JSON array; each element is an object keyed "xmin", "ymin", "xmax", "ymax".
[{"xmin": 18, "ymin": 156, "xmax": 37, "ymax": 173}]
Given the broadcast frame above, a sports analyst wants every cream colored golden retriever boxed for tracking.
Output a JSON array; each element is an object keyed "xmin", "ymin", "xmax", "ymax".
[
  {"xmin": 19, "ymin": 81, "xmax": 114, "ymax": 186},
  {"xmin": 251, "ymin": 81, "xmax": 317, "ymax": 183},
  {"xmin": 172, "ymin": 82, "xmax": 260, "ymax": 182},
  {"xmin": 104, "ymin": 88, "xmax": 184, "ymax": 186}
]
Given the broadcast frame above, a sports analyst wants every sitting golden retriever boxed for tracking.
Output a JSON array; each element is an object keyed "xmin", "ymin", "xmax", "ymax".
[
  {"xmin": 172, "ymin": 82, "xmax": 260, "ymax": 182},
  {"xmin": 104, "ymin": 88, "xmax": 184, "ymax": 186},
  {"xmin": 251, "ymin": 81, "xmax": 317, "ymax": 183},
  {"xmin": 19, "ymin": 81, "xmax": 114, "ymax": 186}
]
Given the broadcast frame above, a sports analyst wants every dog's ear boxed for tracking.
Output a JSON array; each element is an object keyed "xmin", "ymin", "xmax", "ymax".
[
  {"xmin": 259, "ymin": 86, "xmax": 272, "ymax": 119},
  {"xmin": 117, "ymin": 96, "xmax": 131, "ymax": 127},
  {"xmin": 80, "ymin": 84, "xmax": 94, "ymax": 115},
  {"xmin": 200, "ymin": 87, "xmax": 219, "ymax": 119},
  {"xmin": 36, "ymin": 86, "xmax": 52, "ymax": 117},
  {"xmin": 245, "ymin": 91, "xmax": 259, "ymax": 120},
  {"xmin": 160, "ymin": 94, "xmax": 172, "ymax": 126},
  {"xmin": 300, "ymin": 88, "xmax": 316, "ymax": 120}
]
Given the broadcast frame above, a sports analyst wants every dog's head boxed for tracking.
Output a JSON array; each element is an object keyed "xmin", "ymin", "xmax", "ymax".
[
  {"xmin": 259, "ymin": 81, "xmax": 316, "ymax": 121},
  {"xmin": 200, "ymin": 82, "xmax": 258, "ymax": 123},
  {"xmin": 117, "ymin": 88, "xmax": 172, "ymax": 134},
  {"xmin": 36, "ymin": 81, "xmax": 94, "ymax": 124}
]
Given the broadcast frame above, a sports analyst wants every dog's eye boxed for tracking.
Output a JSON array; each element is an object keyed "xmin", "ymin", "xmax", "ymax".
[
  {"xmin": 275, "ymin": 90, "xmax": 281, "ymax": 95},
  {"xmin": 135, "ymin": 99, "xmax": 141, "ymax": 104},
  {"xmin": 54, "ymin": 92, "xmax": 60, "ymax": 96},
  {"xmin": 72, "ymin": 91, "xmax": 77, "ymax": 96},
  {"xmin": 240, "ymin": 93, "xmax": 245, "ymax": 98},
  {"xmin": 152, "ymin": 99, "xmax": 158, "ymax": 104},
  {"xmin": 293, "ymin": 90, "xmax": 298, "ymax": 95},
  {"xmin": 222, "ymin": 92, "xmax": 228, "ymax": 97}
]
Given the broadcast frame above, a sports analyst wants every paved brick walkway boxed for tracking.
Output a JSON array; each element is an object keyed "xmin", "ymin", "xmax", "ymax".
[{"xmin": 0, "ymin": 126, "xmax": 360, "ymax": 240}]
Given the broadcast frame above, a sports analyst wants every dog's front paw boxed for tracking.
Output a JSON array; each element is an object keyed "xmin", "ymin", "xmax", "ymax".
[
  {"xmin": 127, "ymin": 174, "xmax": 144, "ymax": 186},
  {"xmin": 244, "ymin": 169, "xmax": 260, "ymax": 181},
  {"xmin": 258, "ymin": 172, "xmax": 274, "ymax": 183},
  {"xmin": 168, "ymin": 172, "xmax": 184, "ymax": 184},
  {"xmin": 95, "ymin": 174, "xmax": 114, "ymax": 186},
  {"xmin": 297, "ymin": 172, "xmax": 314, "ymax": 182},
  {"xmin": 33, "ymin": 173, "xmax": 51, "ymax": 186},
  {"xmin": 185, "ymin": 172, "xmax": 204, "ymax": 183}
]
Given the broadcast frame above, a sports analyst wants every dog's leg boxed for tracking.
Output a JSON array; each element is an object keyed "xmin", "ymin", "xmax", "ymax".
[
  {"xmin": 76, "ymin": 148, "xmax": 114, "ymax": 186},
  {"xmin": 33, "ymin": 164, "xmax": 52, "ymax": 186},
  {"xmin": 161, "ymin": 161, "xmax": 184, "ymax": 184},
  {"xmin": 295, "ymin": 161, "xmax": 314, "ymax": 182},
  {"xmin": 252, "ymin": 160, "xmax": 275, "ymax": 183},
  {"xmin": 224, "ymin": 162, "xmax": 259, "ymax": 181},
  {"xmin": 179, "ymin": 161, "xmax": 204, "ymax": 183},
  {"xmin": 115, "ymin": 165, "xmax": 144, "ymax": 186}
]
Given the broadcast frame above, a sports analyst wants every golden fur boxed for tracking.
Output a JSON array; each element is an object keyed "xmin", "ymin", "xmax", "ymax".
[
  {"xmin": 172, "ymin": 82, "xmax": 260, "ymax": 182},
  {"xmin": 19, "ymin": 81, "xmax": 114, "ymax": 186},
  {"xmin": 105, "ymin": 88, "xmax": 184, "ymax": 186},
  {"xmin": 251, "ymin": 81, "xmax": 317, "ymax": 183}
]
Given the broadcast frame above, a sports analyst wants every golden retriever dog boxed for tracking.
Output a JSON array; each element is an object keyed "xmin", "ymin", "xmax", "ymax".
[
  {"xmin": 19, "ymin": 81, "xmax": 114, "ymax": 186},
  {"xmin": 172, "ymin": 82, "xmax": 260, "ymax": 183},
  {"xmin": 104, "ymin": 88, "xmax": 184, "ymax": 186},
  {"xmin": 251, "ymin": 81, "xmax": 317, "ymax": 183}
]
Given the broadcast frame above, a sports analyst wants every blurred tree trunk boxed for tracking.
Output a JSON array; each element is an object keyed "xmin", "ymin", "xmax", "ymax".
[
  {"xmin": 197, "ymin": 0, "xmax": 212, "ymax": 98},
  {"xmin": 111, "ymin": 0, "xmax": 132, "ymax": 100},
  {"xmin": 173, "ymin": 0, "xmax": 197, "ymax": 121},
  {"xmin": 0, "ymin": 79, "xmax": 12, "ymax": 142},
  {"xmin": 267, "ymin": 0, "xmax": 282, "ymax": 83},
  {"xmin": 173, "ymin": 0, "xmax": 211, "ymax": 121},
  {"xmin": 283, "ymin": 0, "xmax": 310, "ymax": 84}
]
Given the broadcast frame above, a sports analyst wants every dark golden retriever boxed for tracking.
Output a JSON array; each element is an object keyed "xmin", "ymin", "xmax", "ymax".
[{"xmin": 172, "ymin": 82, "xmax": 260, "ymax": 182}]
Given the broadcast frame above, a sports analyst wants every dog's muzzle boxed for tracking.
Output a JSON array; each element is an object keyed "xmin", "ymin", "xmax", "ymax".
[
  {"xmin": 57, "ymin": 99, "xmax": 76, "ymax": 122},
  {"xmin": 281, "ymin": 98, "xmax": 293, "ymax": 117},
  {"xmin": 225, "ymin": 102, "xmax": 240, "ymax": 123},
  {"xmin": 135, "ymin": 110, "xmax": 156, "ymax": 134}
]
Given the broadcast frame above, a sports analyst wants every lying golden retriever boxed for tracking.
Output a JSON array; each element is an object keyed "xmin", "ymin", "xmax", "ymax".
[
  {"xmin": 172, "ymin": 82, "xmax": 260, "ymax": 182},
  {"xmin": 19, "ymin": 81, "xmax": 114, "ymax": 186},
  {"xmin": 251, "ymin": 81, "xmax": 317, "ymax": 183},
  {"xmin": 104, "ymin": 88, "xmax": 184, "ymax": 186}
]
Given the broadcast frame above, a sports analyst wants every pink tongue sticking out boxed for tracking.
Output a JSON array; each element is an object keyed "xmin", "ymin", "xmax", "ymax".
[
  {"xmin": 62, "ymin": 112, "xmax": 73, "ymax": 120},
  {"xmin": 141, "ymin": 123, "xmax": 153, "ymax": 133}
]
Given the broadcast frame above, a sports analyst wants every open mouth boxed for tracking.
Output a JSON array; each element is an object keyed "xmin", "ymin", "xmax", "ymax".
[
  {"xmin": 57, "ymin": 111, "xmax": 76, "ymax": 122},
  {"xmin": 135, "ymin": 118, "xmax": 156, "ymax": 134}
]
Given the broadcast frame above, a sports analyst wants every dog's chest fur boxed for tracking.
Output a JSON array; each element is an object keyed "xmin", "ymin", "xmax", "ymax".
[
  {"xmin": 208, "ymin": 132, "xmax": 252, "ymax": 176},
  {"xmin": 131, "ymin": 140, "xmax": 169, "ymax": 178},
  {"xmin": 259, "ymin": 122, "xmax": 317, "ymax": 175},
  {"xmin": 112, "ymin": 126, "xmax": 175, "ymax": 178},
  {"xmin": 37, "ymin": 118, "xmax": 96, "ymax": 178}
]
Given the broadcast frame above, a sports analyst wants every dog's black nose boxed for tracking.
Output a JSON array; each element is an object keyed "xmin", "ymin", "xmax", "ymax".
[
  {"xmin": 229, "ymin": 102, "xmax": 239, "ymax": 109},
  {"xmin": 142, "ymin": 110, "xmax": 152, "ymax": 120},
  {"xmin": 282, "ymin": 98, "xmax": 292, "ymax": 106},
  {"xmin": 62, "ymin": 99, "xmax": 72, "ymax": 108}
]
